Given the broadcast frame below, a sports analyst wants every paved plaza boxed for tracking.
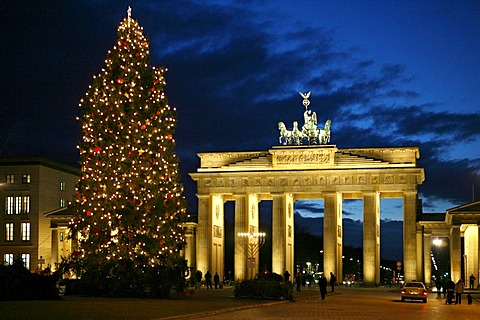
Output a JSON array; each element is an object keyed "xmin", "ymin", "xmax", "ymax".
[{"xmin": 1, "ymin": 284, "xmax": 479, "ymax": 319}]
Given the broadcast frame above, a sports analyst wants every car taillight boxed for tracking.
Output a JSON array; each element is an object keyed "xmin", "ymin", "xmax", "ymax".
[{"xmin": 423, "ymin": 291, "xmax": 428, "ymax": 296}]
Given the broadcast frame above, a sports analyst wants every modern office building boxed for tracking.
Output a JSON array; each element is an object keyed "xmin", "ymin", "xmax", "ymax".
[{"xmin": 0, "ymin": 157, "xmax": 79, "ymax": 271}]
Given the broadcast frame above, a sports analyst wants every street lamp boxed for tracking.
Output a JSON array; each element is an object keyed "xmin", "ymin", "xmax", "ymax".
[{"xmin": 237, "ymin": 232, "xmax": 267, "ymax": 278}]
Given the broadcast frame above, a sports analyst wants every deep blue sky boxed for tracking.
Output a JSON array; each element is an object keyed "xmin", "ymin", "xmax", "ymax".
[{"xmin": 1, "ymin": 1, "xmax": 479, "ymax": 222}]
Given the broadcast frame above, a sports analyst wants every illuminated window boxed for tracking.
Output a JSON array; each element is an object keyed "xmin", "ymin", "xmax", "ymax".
[
  {"xmin": 60, "ymin": 181, "xmax": 65, "ymax": 191},
  {"xmin": 22, "ymin": 196, "xmax": 30, "ymax": 214},
  {"xmin": 5, "ymin": 222, "xmax": 13, "ymax": 241},
  {"xmin": 21, "ymin": 222, "xmax": 30, "ymax": 241},
  {"xmin": 22, "ymin": 174, "xmax": 31, "ymax": 184},
  {"xmin": 5, "ymin": 197, "xmax": 14, "ymax": 215},
  {"xmin": 4, "ymin": 253, "xmax": 14, "ymax": 266},
  {"xmin": 6, "ymin": 174, "xmax": 14, "ymax": 183},
  {"xmin": 60, "ymin": 198, "xmax": 65, "ymax": 208},
  {"xmin": 21, "ymin": 253, "xmax": 30, "ymax": 269},
  {"xmin": 5, "ymin": 196, "xmax": 30, "ymax": 214},
  {"xmin": 60, "ymin": 232, "xmax": 64, "ymax": 242}
]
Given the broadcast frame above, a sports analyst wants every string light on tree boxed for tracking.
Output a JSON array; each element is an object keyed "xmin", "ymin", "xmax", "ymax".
[{"xmin": 67, "ymin": 7, "xmax": 188, "ymax": 297}]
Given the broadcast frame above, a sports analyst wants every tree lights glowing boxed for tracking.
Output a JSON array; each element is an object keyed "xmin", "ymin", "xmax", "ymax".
[{"xmin": 67, "ymin": 8, "xmax": 187, "ymax": 296}]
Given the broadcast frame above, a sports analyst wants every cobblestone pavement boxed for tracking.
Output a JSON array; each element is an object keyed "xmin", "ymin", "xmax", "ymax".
[{"xmin": 174, "ymin": 286, "xmax": 480, "ymax": 320}]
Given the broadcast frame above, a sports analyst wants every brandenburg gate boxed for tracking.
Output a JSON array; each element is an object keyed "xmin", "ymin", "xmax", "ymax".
[
  {"xmin": 189, "ymin": 93, "xmax": 425, "ymax": 285},
  {"xmin": 190, "ymin": 146, "xmax": 424, "ymax": 284}
]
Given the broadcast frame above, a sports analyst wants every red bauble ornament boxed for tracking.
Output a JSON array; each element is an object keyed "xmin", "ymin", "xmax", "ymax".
[
  {"xmin": 121, "ymin": 41, "xmax": 127, "ymax": 46},
  {"xmin": 93, "ymin": 146, "xmax": 101, "ymax": 153},
  {"xmin": 151, "ymin": 87, "xmax": 155, "ymax": 92},
  {"xmin": 72, "ymin": 251, "xmax": 80, "ymax": 257},
  {"xmin": 159, "ymin": 240, "xmax": 164, "ymax": 245},
  {"xmin": 128, "ymin": 151, "xmax": 135, "ymax": 157},
  {"xmin": 128, "ymin": 232, "xmax": 134, "ymax": 239},
  {"xmin": 93, "ymin": 228, "xmax": 100, "ymax": 235},
  {"xmin": 167, "ymin": 134, "xmax": 173, "ymax": 139},
  {"xmin": 117, "ymin": 77, "xmax": 124, "ymax": 84},
  {"xmin": 82, "ymin": 195, "xmax": 87, "ymax": 201},
  {"xmin": 167, "ymin": 194, "xmax": 173, "ymax": 200},
  {"xmin": 86, "ymin": 210, "xmax": 92, "ymax": 216},
  {"xmin": 141, "ymin": 124, "xmax": 146, "ymax": 130},
  {"xmin": 135, "ymin": 52, "xmax": 140, "ymax": 57}
]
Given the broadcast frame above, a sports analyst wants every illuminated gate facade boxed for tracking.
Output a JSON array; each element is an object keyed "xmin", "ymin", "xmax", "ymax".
[{"xmin": 190, "ymin": 145, "xmax": 425, "ymax": 285}]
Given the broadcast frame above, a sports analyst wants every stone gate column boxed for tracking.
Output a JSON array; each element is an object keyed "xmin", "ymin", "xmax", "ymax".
[
  {"xmin": 196, "ymin": 195, "xmax": 213, "ymax": 275},
  {"xmin": 450, "ymin": 226, "xmax": 461, "ymax": 282},
  {"xmin": 403, "ymin": 191, "xmax": 418, "ymax": 281},
  {"xmin": 423, "ymin": 232, "xmax": 432, "ymax": 286},
  {"xmin": 234, "ymin": 194, "xmax": 248, "ymax": 280},
  {"xmin": 324, "ymin": 192, "xmax": 343, "ymax": 282},
  {"xmin": 246, "ymin": 194, "xmax": 260, "ymax": 279},
  {"xmin": 272, "ymin": 193, "xmax": 294, "ymax": 276},
  {"xmin": 464, "ymin": 225, "xmax": 478, "ymax": 285},
  {"xmin": 363, "ymin": 192, "xmax": 380, "ymax": 285}
]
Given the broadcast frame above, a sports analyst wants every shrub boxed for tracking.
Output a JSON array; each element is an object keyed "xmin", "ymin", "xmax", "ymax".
[
  {"xmin": 234, "ymin": 273, "xmax": 294, "ymax": 300},
  {"xmin": 0, "ymin": 260, "xmax": 60, "ymax": 301}
]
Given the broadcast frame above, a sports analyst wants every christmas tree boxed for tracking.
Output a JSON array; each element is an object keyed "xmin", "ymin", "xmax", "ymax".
[{"xmin": 67, "ymin": 7, "xmax": 187, "ymax": 297}]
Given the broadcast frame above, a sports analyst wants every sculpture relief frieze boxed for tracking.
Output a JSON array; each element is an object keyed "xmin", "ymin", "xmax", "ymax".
[{"xmin": 274, "ymin": 152, "xmax": 331, "ymax": 165}]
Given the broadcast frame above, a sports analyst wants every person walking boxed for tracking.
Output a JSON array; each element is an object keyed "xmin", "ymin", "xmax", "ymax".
[
  {"xmin": 205, "ymin": 271, "xmax": 213, "ymax": 289},
  {"xmin": 455, "ymin": 279, "xmax": 464, "ymax": 304},
  {"xmin": 213, "ymin": 272, "xmax": 220, "ymax": 289},
  {"xmin": 435, "ymin": 279, "xmax": 442, "ymax": 298},
  {"xmin": 469, "ymin": 274, "xmax": 476, "ymax": 290},
  {"xmin": 295, "ymin": 272, "xmax": 302, "ymax": 292},
  {"xmin": 194, "ymin": 270, "xmax": 202, "ymax": 289},
  {"xmin": 284, "ymin": 270, "xmax": 291, "ymax": 282},
  {"xmin": 318, "ymin": 273, "xmax": 328, "ymax": 300},
  {"xmin": 329, "ymin": 272, "xmax": 336, "ymax": 292}
]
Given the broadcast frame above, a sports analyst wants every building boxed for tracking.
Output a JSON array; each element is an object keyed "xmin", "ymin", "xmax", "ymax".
[{"xmin": 0, "ymin": 157, "xmax": 79, "ymax": 271}]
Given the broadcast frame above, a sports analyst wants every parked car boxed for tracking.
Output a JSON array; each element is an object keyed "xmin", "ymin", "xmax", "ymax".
[{"xmin": 400, "ymin": 281, "xmax": 428, "ymax": 303}]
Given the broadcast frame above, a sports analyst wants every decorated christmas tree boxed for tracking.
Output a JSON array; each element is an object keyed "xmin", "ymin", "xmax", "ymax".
[{"xmin": 67, "ymin": 8, "xmax": 187, "ymax": 297}]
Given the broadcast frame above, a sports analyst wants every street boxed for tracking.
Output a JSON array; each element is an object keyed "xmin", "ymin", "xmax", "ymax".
[{"xmin": 196, "ymin": 286, "xmax": 480, "ymax": 320}]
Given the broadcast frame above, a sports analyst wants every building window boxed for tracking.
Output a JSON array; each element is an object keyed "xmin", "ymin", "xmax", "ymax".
[
  {"xmin": 5, "ymin": 196, "xmax": 30, "ymax": 214},
  {"xmin": 4, "ymin": 253, "xmax": 14, "ymax": 266},
  {"xmin": 60, "ymin": 181, "xmax": 65, "ymax": 191},
  {"xmin": 22, "ymin": 174, "xmax": 31, "ymax": 184},
  {"xmin": 60, "ymin": 198, "xmax": 65, "ymax": 208},
  {"xmin": 22, "ymin": 196, "xmax": 30, "ymax": 214},
  {"xmin": 21, "ymin": 222, "xmax": 30, "ymax": 241},
  {"xmin": 6, "ymin": 174, "xmax": 14, "ymax": 183},
  {"xmin": 21, "ymin": 253, "xmax": 30, "ymax": 269},
  {"xmin": 5, "ymin": 197, "xmax": 14, "ymax": 215},
  {"xmin": 5, "ymin": 222, "xmax": 13, "ymax": 241},
  {"xmin": 60, "ymin": 231, "xmax": 64, "ymax": 242}
]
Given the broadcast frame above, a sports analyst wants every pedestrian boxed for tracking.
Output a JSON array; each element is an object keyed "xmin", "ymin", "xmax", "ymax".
[
  {"xmin": 455, "ymin": 279, "xmax": 464, "ymax": 304},
  {"xmin": 284, "ymin": 270, "xmax": 291, "ymax": 282},
  {"xmin": 205, "ymin": 271, "xmax": 213, "ymax": 289},
  {"xmin": 194, "ymin": 270, "xmax": 202, "ymax": 289},
  {"xmin": 318, "ymin": 273, "xmax": 328, "ymax": 300},
  {"xmin": 435, "ymin": 279, "xmax": 442, "ymax": 298},
  {"xmin": 442, "ymin": 278, "xmax": 448, "ymax": 298},
  {"xmin": 467, "ymin": 293, "xmax": 473, "ymax": 305},
  {"xmin": 469, "ymin": 274, "xmax": 476, "ymax": 289},
  {"xmin": 213, "ymin": 272, "xmax": 220, "ymax": 289},
  {"xmin": 329, "ymin": 272, "xmax": 336, "ymax": 292},
  {"xmin": 295, "ymin": 272, "xmax": 302, "ymax": 292}
]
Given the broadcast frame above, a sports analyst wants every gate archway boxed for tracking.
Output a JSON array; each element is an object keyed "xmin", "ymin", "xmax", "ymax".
[{"xmin": 190, "ymin": 145, "xmax": 425, "ymax": 285}]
